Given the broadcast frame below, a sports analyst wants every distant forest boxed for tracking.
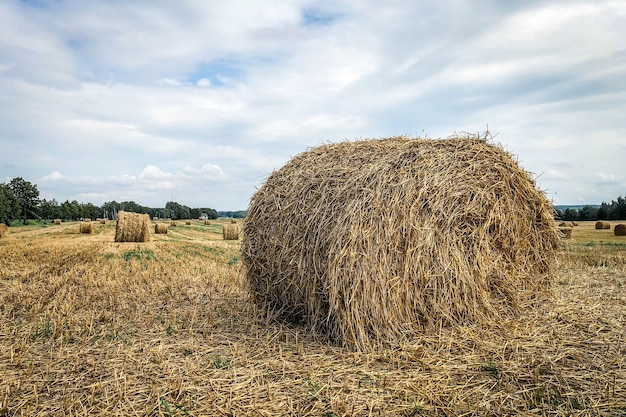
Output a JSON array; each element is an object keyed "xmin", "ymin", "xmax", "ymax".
[
  {"xmin": 555, "ymin": 196, "xmax": 626, "ymax": 221},
  {"xmin": 0, "ymin": 177, "xmax": 246, "ymax": 226}
]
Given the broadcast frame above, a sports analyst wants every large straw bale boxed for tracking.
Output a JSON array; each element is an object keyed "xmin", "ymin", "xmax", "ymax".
[
  {"xmin": 242, "ymin": 136, "xmax": 560, "ymax": 350},
  {"xmin": 79, "ymin": 221, "xmax": 94, "ymax": 234},
  {"xmin": 0, "ymin": 223, "xmax": 8, "ymax": 238},
  {"xmin": 223, "ymin": 224, "xmax": 240, "ymax": 240},
  {"xmin": 155, "ymin": 223, "xmax": 168, "ymax": 234},
  {"xmin": 595, "ymin": 221, "xmax": 611, "ymax": 230},
  {"xmin": 114, "ymin": 211, "xmax": 151, "ymax": 242},
  {"xmin": 614, "ymin": 224, "xmax": 626, "ymax": 236}
]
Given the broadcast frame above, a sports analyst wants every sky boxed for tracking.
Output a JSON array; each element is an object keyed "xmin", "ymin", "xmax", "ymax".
[{"xmin": 1, "ymin": 0, "xmax": 625, "ymax": 210}]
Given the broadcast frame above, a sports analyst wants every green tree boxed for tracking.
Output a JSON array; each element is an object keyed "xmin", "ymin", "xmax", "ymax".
[
  {"xmin": 8, "ymin": 177, "xmax": 40, "ymax": 225},
  {"xmin": 39, "ymin": 198, "xmax": 61, "ymax": 221},
  {"xmin": 0, "ymin": 183, "xmax": 20, "ymax": 225}
]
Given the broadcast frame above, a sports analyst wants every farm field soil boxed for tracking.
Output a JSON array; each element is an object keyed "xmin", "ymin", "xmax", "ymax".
[{"xmin": 0, "ymin": 220, "xmax": 624, "ymax": 416}]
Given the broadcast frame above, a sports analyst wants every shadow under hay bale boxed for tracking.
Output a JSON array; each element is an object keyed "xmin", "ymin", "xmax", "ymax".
[
  {"xmin": 595, "ymin": 221, "xmax": 611, "ymax": 230},
  {"xmin": 223, "ymin": 224, "xmax": 240, "ymax": 240},
  {"xmin": 155, "ymin": 223, "xmax": 168, "ymax": 234},
  {"xmin": 79, "ymin": 221, "xmax": 94, "ymax": 234},
  {"xmin": 614, "ymin": 224, "xmax": 626, "ymax": 236},
  {"xmin": 114, "ymin": 211, "xmax": 151, "ymax": 242},
  {"xmin": 242, "ymin": 136, "xmax": 560, "ymax": 350},
  {"xmin": 0, "ymin": 224, "xmax": 8, "ymax": 238}
]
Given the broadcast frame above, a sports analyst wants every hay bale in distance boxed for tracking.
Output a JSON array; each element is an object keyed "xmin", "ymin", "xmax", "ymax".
[
  {"xmin": 155, "ymin": 223, "xmax": 168, "ymax": 234},
  {"xmin": 204, "ymin": 220, "xmax": 211, "ymax": 225},
  {"xmin": 54, "ymin": 219, "xmax": 61, "ymax": 225},
  {"xmin": 559, "ymin": 221, "xmax": 574, "ymax": 227},
  {"xmin": 242, "ymin": 136, "xmax": 560, "ymax": 350},
  {"xmin": 559, "ymin": 227, "xmax": 573, "ymax": 239},
  {"xmin": 223, "ymin": 224, "xmax": 240, "ymax": 240},
  {"xmin": 100, "ymin": 219, "xmax": 107, "ymax": 225},
  {"xmin": 0, "ymin": 223, "xmax": 8, "ymax": 238},
  {"xmin": 572, "ymin": 222, "xmax": 579, "ymax": 226},
  {"xmin": 595, "ymin": 221, "xmax": 611, "ymax": 230},
  {"xmin": 80, "ymin": 221, "xmax": 94, "ymax": 234},
  {"xmin": 115, "ymin": 211, "xmax": 151, "ymax": 242},
  {"xmin": 231, "ymin": 219, "xmax": 237, "ymax": 224},
  {"xmin": 185, "ymin": 220, "xmax": 192, "ymax": 225},
  {"xmin": 170, "ymin": 221, "xmax": 178, "ymax": 227},
  {"xmin": 614, "ymin": 224, "xmax": 626, "ymax": 236}
]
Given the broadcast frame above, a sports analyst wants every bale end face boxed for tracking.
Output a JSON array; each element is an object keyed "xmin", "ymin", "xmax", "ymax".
[
  {"xmin": 614, "ymin": 224, "xmax": 626, "ymax": 236},
  {"xmin": 595, "ymin": 221, "xmax": 611, "ymax": 230},
  {"xmin": 223, "ymin": 224, "xmax": 240, "ymax": 240},
  {"xmin": 115, "ymin": 212, "xmax": 152, "ymax": 242},
  {"xmin": 242, "ymin": 136, "xmax": 560, "ymax": 350}
]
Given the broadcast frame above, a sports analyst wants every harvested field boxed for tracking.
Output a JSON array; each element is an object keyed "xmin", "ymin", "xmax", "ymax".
[{"xmin": 0, "ymin": 220, "xmax": 624, "ymax": 416}]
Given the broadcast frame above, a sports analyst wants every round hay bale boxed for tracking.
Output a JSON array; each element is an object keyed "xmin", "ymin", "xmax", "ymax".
[
  {"xmin": 185, "ymin": 220, "xmax": 192, "ymax": 225},
  {"xmin": 100, "ymin": 219, "xmax": 107, "ymax": 225},
  {"xmin": 0, "ymin": 223, "xmax": 9, "ymax": 238},
  {"xmin": 54, "ymin": 219, "xmax": 61, "ymax": 225},
  {"xmin": 223, "ymin": 224, "xmax": 240, "ymax": 240},
  {"xmin": 155, "ymin": 223, "xmax": 168, "ymax": 234},
  {"xmin": 572, "ymin": 222, "xmax": 578, "ymax": 226},
  {"xmin": 595, "ymin": 221, "xmax": 611, "ymax": 230},
  {"xmin": 204, "ymin": 220, "xmax": 211, "ymax": 225},
  {"xmin": 242, "ymin": 136, "xmax": 560, "ymax": 350},
  {"xmin": 559, "ymin": 221, "xmax": 574, "ymax": 227},
  {"xmin": 231, "ymin": 219, "xmax": 237, "ymax": 224},
  {"xmin": 170, "ymin": 221, "xmax": 178, "ymax": 227},
  {"xmin": 558, "ymin": 227, "xmax": 573, "ymax": 239},
  {"xmin": 614, "ymin": 224, "xmax": 626, "ymax": 236},
  {"xmin": 114, "ymin": 211, "xmax": 151, "ymax": 242},
  {"xmin": 80, "ymin": 221, "xmax": 94, "ymax": 234}
]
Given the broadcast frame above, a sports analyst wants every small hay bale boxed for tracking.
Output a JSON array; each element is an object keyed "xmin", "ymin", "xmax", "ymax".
[
  {"xmin": 614, "ymin": 224, "xmax": 626, "ymax": 236},
  {"xmin": 558, "ymin": 227, "xmax": 573, "ymax": 239},
  {"xmin": 170, "ymin": 221, "xmax": 178, "ymax": 227},
  {"xmin": 242, "ymin": 136, "xmax": 560, "ymax": 350},
  {"xmin": 54, "ymin": 219, "xmax": 61, "ymax": 225},
  {"xmin": 153, "ymin": 217, "xmax": 158, "ymax": 221},
  {"xmin": 595, "ymin": 221, "xmax": 611, "ymax": 230},
  {"xmin": 231, "ymin": 219, "xmax": 237, "ymax": 224},
  {"xmin": 204, "ymin": 220, "xmax": 211, "ymax": 225},
  {"xmin": 185, "ymin": 220, "xmax": 192, "ymax": 225},
  {"xmin": 80, "ymin": 221, "xmax": 94, "ymax": 234},
  {"xmin": 114, "ymin": 211, "xmax": 151, "ymax": 242},
  {"xmin": 223, "ymin": 224, "xmax": 240, "ymax": 240},
  {"xmin": 0, "ymin": 223, "xmax": 8, "ymax": 238},
  {"xmin": 155, "ymin": 223, "xmax": 168, "ymax": 234},
  {"xmin": 559, "ymin": 221, "xmax": 574, "ymax": 227},
  {"xmin": 100, "ymin": 219, "xmax": 107, "ymax": 225},
  {"xmin": 572, "ymin": 222, "xmax": 578, "ymax": 226}
]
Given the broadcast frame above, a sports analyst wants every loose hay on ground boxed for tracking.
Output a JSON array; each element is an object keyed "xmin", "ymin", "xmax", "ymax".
[
  {"xmin": 243, "ymin": 135, "xmax": 560, "ymax": 350},
  {"xmin": 114, "ymin": 211, "xmax": 151, "ymax": 242}
]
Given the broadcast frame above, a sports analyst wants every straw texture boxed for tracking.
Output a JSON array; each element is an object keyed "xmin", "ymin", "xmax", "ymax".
[
  {"xmin": 223, "ymin": 224, "xmax": 240, "ymax": 240},
  {"xmin": 155, "ymin": 223, "xmax": 168, "ymax": 234},
  {"xmin": 242, "ymin": 136, "xmax": 560, "ymax": 350},
  {"xmin": 614, "ymin": 224, "xmax": 626, "ymax": 236},
  {"xmin": 114, "ymin": 211, "xmax": 151, "ymax": 242},
  {"xmin": 79, "ymin": 221, "xmax": 94, "ymax": 234},
  {"xmin": 0, "ymin": 223, "xmax": 8, "ymax": 238}
]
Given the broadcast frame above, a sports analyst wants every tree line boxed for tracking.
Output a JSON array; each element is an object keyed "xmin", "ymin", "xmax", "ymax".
[
  {"xmin": 555, "ymin": 196, "xmax": 626, "ymax": 221},
  {"xmin": 1, "ymin": 177, "xmax": 223, "ymax": 226}
]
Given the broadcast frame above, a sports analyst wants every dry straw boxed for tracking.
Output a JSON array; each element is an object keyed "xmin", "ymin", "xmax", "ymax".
[
  {"xmin": 595, "ymin": 221, "xmax": 611, "ymax": 230},
  {"xmin": 79, "ymin": 221, "xmax": 94, "ymax": 234},
  {"xmin": 100, "ymin": 219, "xmax": 106, "ymax": 225},
  {"xmin": 154, "ymin": 223, "xmax": 168, "ymax": 234},
  {"xmin": 170, "ymin": 221, "xmax": 178, "ymax": 227},
  {"xmin": 114, "ymin": 211, "xmax": 151, "ymax": 242},
  {"xmin": 223, "ymin": 224, "xmax": 240, "ymax": 240},
  {"xmin": 242, "ymin": 135, "xmax": 560, "ymax": 350},
  {"xmin": 204, "ymin": 220, "xmax": 211, "ymax": 225},
  {"xmin": 54, "ymin": 219, "xmax": 61, "ymax": 225},
  {"xmin": 0, "ymin": 223, "xmax": 8, "ymax": 238},
  {"xmin": 231, "ymin": 219, "xmax": 237, "ymax": 224},
  {"xmin": 559, "ymin": 227, "xmax": 573, "ymax": 239},
  {"xmin": 615, "ymin": 224, "xmax": 626, "ymax": 236},
  {"xmin": 185, "ymin": 220, "xmax": 192, "ymax": 225}
]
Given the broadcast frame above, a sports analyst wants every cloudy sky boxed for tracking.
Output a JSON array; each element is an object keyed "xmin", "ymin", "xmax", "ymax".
[{"xmin": 1, "ymin": 0, "xmax": 625, "ymax": 210}]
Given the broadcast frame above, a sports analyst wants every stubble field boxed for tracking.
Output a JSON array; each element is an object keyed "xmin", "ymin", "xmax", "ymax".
[{"xmin": 0, "ymin": 220, "xmax": 624, "ymax": 416}]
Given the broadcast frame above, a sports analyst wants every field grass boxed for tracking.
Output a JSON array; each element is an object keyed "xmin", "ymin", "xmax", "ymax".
[{"xmin": 0, "ymin": 220, "xmax": 624, "ymax": 416}]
